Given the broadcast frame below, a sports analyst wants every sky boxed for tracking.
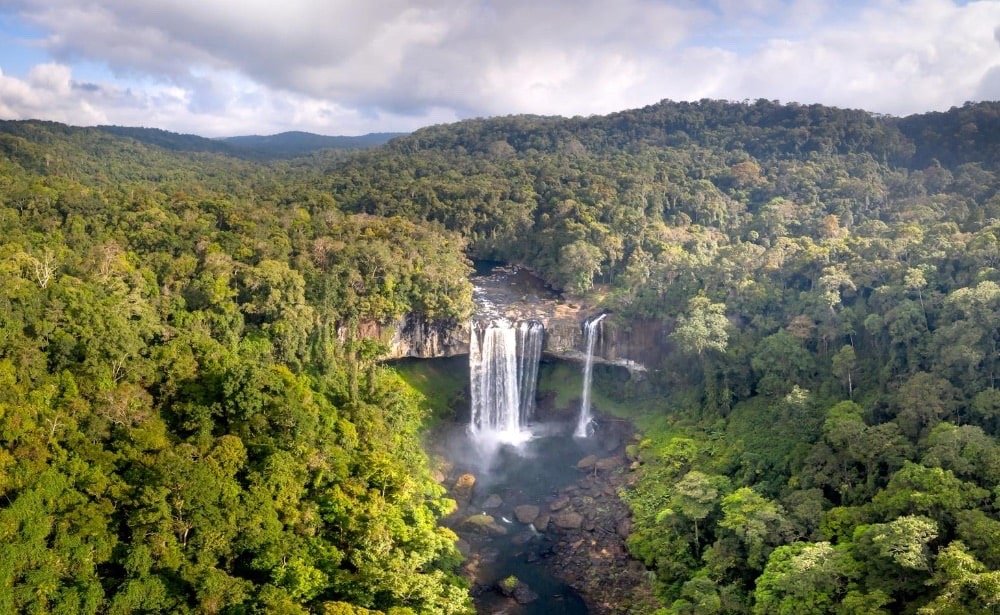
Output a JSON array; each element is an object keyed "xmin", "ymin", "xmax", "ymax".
[{"xmin": 0, "ymin": 0, "xmax": 998, "ymax": 137}]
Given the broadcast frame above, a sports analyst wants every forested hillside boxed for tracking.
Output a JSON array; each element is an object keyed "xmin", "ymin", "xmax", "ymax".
[
  {"xmin": 312, "ymin": 99, "xmax": 1000, "ymax": 613},
  {"xmin": 0, "ymin": 124, "xmax": 474, "ymax": 614},
  {"xmin": 2, "ymin": 98, "xmax": 1000, "ymax": 613}
]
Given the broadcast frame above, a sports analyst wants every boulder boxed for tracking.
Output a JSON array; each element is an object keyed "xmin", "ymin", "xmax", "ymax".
[
  {"xmin": 601, "ymin": 434, "xmax": 621, "ymax": 453},
  {"xmin": 497, "ymin": 576, "xmax": 539, "ymax": 604},
  {"xmin": 511, "ymin": 531, "xmax": 534, "ymax": 546},
  {"xmin": 550, "ymin": 495, "xmax": 571, "ymax": 511},
  {"xmin": 462, "ymin": 514, "xmax": 508, "ymax": 536},
  {"xmin": 553, "ymin": 511, "xmax": 584, "ymax": 530},
  {"xmin": 595, "ymin": 456, "xmax": 620, "ymax": 472},
  {"xmin": 533, "ymin": 513, "xmax": 551, "ymax": 531},
  {"xmin": 616, "ymin": 517, "xmax": 632, "ymax": 539},
  {"xmin": 514, "ymin": 504, "xmax": 540, "ymax": 524},
  {"xmin": 576, "ymin": 454, "xmax": 598, "ymax": 470},
  {"xmin": 482, "ymin": 494, "xmax": 503, "ymax": 509},
  {"xmin": 513, "ymin": 584, "xmax": 539, "ymax": 604},
  {"xmin": 453, "ymin": 473, "xmax": 476, "ymax": 503}
]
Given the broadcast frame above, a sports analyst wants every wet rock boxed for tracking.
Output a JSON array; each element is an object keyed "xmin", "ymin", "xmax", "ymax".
[
  {"xmin": 479, "ymin": 547, "xmax": 500, "ymax": 564},
  {"xmin": 497, "ymin": 576, "xmax": 538, "ymax": 605},
  {"xmin": 617, "ymin": 517, "xmax": 632, "ymax": 539},
  {"xmin": 594, "ymin": 456, "xmax": 621, "ymax": 472},
  {"xmin": 553, "ymin": 511, "xmax": 584, "ymax": 530},
  {"xmin": 514, "ymin": 504, "xmax": 540, "ymax": 524},
  {"xmin": 482, "ymin": 494, "xmax": 503, "ymax": 509},
  {"xmin": 513, "ymin": 584, "xmax": 539, "ymax": 604},
  {"xmin": 512, "ymin": 531, "xmax": 535, "ymax": 546},
  {"xmin": 583, "ymin": 518, "xmax": 596, "ymax": 532},
  {"xmin": 550, "ymin": 495, "xmax": 571, "ymax": 511},
  {"xmin": 576, "ymin": 454, "xmax": 598, "ymax": 470},
  {"xmin": 453, "ymin": 473, "xmax": 476, "ymax": 503},
  {"xmin": 455, "ymin": 538, "xmax": 471, "ymax": 557},
  {"xmin": 533, "ymin": 513, "xmax": 550, "ymax": 531},
  {"xmin": 601, "ymin": 434, "xmax": 621, "ymax": 453},
  {"xmin": 462, "ymin": 514, "xmax": 508, "ymax": 536}
]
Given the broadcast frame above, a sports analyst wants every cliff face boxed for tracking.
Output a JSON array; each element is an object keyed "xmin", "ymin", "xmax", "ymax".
[
  {"xmin": 379, "ymin": 311, "xmax": 666, "ymax": 373},
  {"xmin": 374, "ymin": 264, "xmax": 668, "ymax": 369},
  {"xmin": 354, "ymin": 315, "xmax": 470, "ymax": 359},
  {"xmin": 541, "ymin": 314, "xmax": 666, "ymax": 373}
]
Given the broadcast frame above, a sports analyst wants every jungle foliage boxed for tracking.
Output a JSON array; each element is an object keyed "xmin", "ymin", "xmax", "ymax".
[{"xmin": 2, "ymin": 98, "xmax": 1000, "ymax": 613}]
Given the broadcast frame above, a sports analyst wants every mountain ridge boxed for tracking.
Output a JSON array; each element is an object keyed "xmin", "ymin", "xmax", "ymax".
[{"xmin": 96, "ymin": 124, "xmax": 404, "ymax": 159}]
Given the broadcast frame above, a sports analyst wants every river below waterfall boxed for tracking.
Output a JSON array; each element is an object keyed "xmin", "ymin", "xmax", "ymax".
[
  {"xmin": 429, "ymin": 394, "xmax": 636, "ymax": 614},
  {"xmin": 400, "ymin": 355, "xmax": 655, "ymax": 615}
]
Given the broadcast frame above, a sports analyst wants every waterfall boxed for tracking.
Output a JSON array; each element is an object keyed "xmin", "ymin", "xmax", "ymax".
[
  {"xmin": 516, "ymin": 320, "xmax": 544, "ymax": 420},
  {"xmin": 574, "ymin": 313, "xmax": 607, "ymax": 438},
  {"xmin": 470, "ymin": 319, "xmax": 544, "ymax": 442}
]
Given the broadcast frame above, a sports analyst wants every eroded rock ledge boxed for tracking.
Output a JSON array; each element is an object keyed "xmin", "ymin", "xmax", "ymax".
[
  {"xmin": 370, "ymin": 311, "xmax": 665, "ymax": 374},
  {"xmin": 364, "ymin": 265, "xmax": 668, "ymax": 370}
]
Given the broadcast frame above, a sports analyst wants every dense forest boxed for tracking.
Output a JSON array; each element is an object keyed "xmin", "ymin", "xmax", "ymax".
[{"xmin": 1, "ymin": 98, "xmax": 1000, "ymax": 613}]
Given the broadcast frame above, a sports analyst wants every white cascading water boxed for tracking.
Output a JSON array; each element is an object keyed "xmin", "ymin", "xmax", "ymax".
[
  {"xmin": 574, "ymin": 313, "xmax": 607, "ymax": 437},
  {"xmin": 469, "ymin": 319, "xmax": 544, "ymax": 444},
  {"xmin": 516, "ymin": 320, "xmax": 544, "ymax": 421}
]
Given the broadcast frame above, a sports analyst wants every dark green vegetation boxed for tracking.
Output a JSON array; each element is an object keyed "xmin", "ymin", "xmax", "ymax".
[
  {"xmin": 220, "ymin": 132, "xmax": 407, "ymax": 159},
  {"xmin": 96, "ymin": 125, "xmax": 403, "ymax": 159},
  {"xmin": 2, "ymin": 98, "xmax": 1000, "ymax": 613},
  {"xmin": 0, "ymin": 122, "xmax": 474, "ymax": 613}
]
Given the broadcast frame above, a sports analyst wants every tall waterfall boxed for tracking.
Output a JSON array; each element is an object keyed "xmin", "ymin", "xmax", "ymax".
[
  {"xmin": 470, "ymin": 319, "xmax": 544, "ymax": 442},
  {"xmin": 574, "ymin": 313, "xmax": 607, "ymax": 438},
  {"xmin": 516, "ymin": 320, "xmax": 544, "ymax": 420}
]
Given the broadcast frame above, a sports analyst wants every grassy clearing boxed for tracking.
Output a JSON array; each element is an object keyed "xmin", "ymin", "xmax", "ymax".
[
  {"xmin": 390, "ymin": 356, "xmax": 468, "ymax": 424},
  {"xmin": 537, "ymin": 359, "xmax": 674, "ymax": 431}
]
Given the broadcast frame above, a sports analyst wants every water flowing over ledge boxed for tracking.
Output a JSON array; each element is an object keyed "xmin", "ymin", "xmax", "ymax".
[
  {"xmin": 469, "ymin": 318, "xmax": 544, "ymax": 445},
  {"xmin": 364, "ymin": 264, "xmax": 663, "ymax": 375},
  {"xmin": 574, "ymin": 313, "xmax": 607, "ymax": 438}
]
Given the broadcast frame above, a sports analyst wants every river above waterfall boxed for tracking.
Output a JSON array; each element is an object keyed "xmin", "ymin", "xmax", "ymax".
[{"xmin": 472, "ymin": 262, "xmax": 587, "ymax": 323}]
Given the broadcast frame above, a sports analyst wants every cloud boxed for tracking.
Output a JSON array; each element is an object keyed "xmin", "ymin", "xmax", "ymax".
[
  {"xmin": 0, "ymin": 62, "xmax": 458, "ymax": 136},
  {"xmin": 0, "ymin": 0, "xmax": 998, "ymax": 134},
  {"xmin": 0, "ymin": 63, "xmax": 106, "ymax": 125}
]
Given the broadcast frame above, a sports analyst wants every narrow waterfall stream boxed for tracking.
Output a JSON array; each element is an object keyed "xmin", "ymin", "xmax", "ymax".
[
  {"xmin": 574, "ymin": 314, "xmax": 607, "ymax": 438},
  {"xmin": 516, "ymin": 320, "xmax": 544, "ymax": 420}
]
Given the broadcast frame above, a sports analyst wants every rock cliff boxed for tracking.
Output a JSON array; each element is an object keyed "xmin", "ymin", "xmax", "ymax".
[
  {"xmin": 377, "ymin": 311, "xmax": 665, "ymax": 373},
  {"xmin": 371, "ymin": 264, "xmax": 668, "ymax": 370}
]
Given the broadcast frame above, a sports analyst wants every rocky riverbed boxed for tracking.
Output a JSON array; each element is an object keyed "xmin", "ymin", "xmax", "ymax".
[{"xmin": 430, "ymin": 411, "xmax": 658, "ymax": 614}]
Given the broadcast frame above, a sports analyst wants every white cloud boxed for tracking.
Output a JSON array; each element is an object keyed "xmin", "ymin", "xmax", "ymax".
[
  {"xmin": 0, "ymin": 63, "xmax": 107, "ymax": 125},
  {"xmin": 0, "ymin": 62, "xmax": 457, "ymax": 136},
  {"xmin": 0, "ymin": 0, "xmax": 997, "ymax": 134}
]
